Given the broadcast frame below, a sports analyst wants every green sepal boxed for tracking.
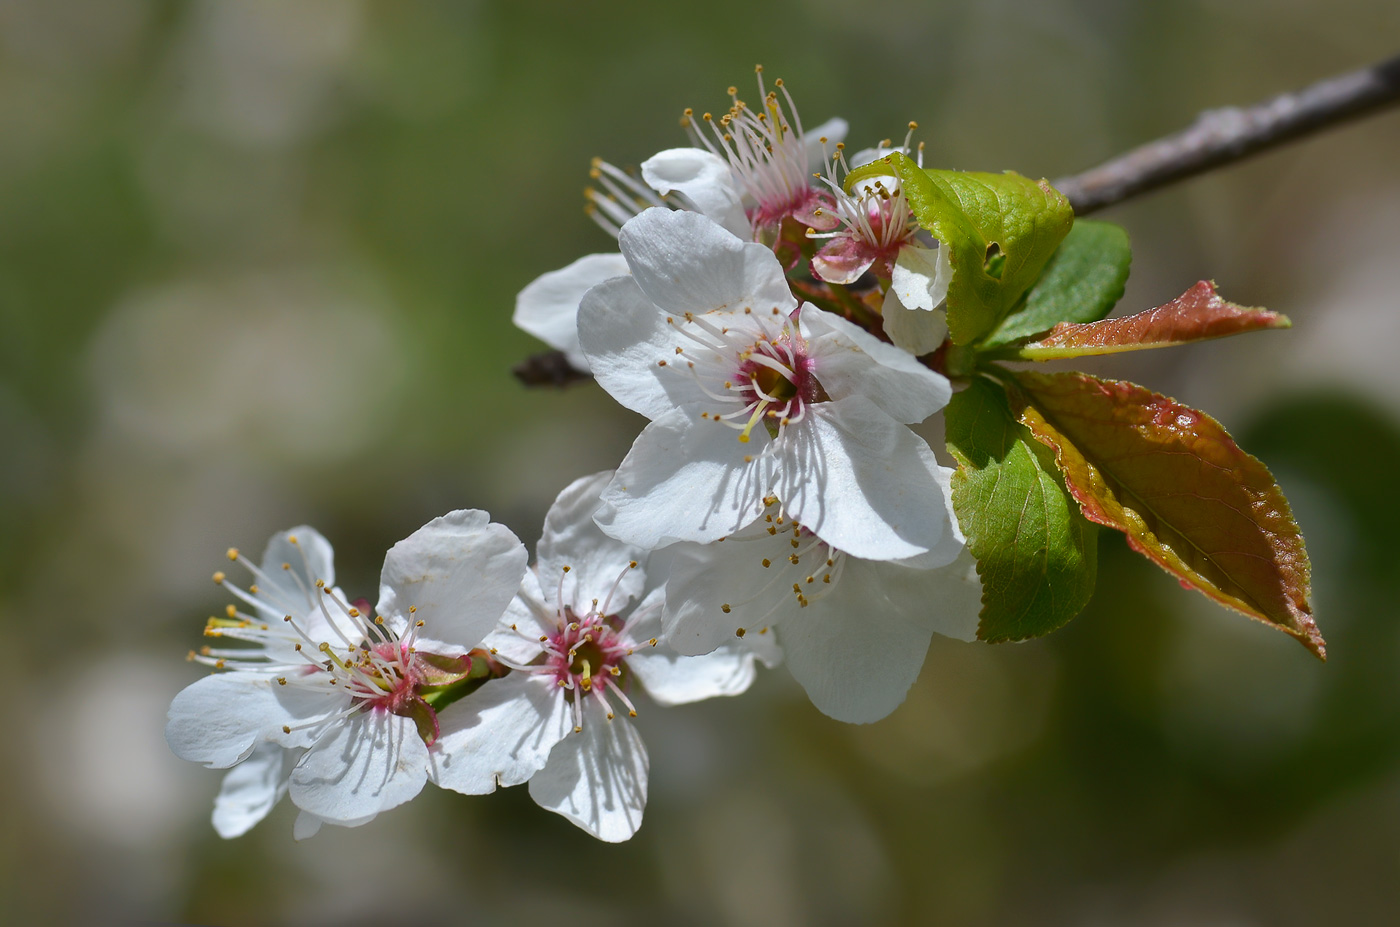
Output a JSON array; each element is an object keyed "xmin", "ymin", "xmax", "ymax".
[
  {"xmin": 946, "ymin": 376, "xmax": 1099, "ymax": 642},
  {"xmin": 415, "ymin": 652, "xmax": 474, "ymax": 687},
  {"xmin": 402, "ymin": 697, "xmax": 441, "ymax": 746},
  {"xmin": 846, "ymin": 153, "xmax": 1073, "ymax": 345},
  {"xmin": 980, "ymin": 219, "xmax": 1132, "ymax": 349}
]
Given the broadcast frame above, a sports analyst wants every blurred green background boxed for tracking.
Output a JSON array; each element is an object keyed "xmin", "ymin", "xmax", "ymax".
[{"xmin": 2, "ymin": 1, "xmax": 1399, "ymax": 924}]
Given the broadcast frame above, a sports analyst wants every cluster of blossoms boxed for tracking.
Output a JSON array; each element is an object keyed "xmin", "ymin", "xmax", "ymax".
[{"xmin": 169, "ymin": 69, "xmax": 982, "ymax": 842}]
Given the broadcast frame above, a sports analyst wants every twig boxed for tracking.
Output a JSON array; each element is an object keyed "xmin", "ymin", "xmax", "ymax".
[
  {"xmin": 1055, "ymin": 52, "xmax": 1400, "ymax": 216},
  {"xmin": 512, "ymin": 350, "xmax": 592, "ymax": 388},
  {"xmin": 516, "ymin": 53, "xmax": 1400, "ymax": 384}
]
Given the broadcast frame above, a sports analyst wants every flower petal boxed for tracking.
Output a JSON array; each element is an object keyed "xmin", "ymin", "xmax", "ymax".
[
  {"xmin": 627, "ymin": 638, "xmax": 772, "ymax": 705},
  {"xmin": 881, "ymin": 287, "xmax": 949, "ymax": 357},
  {"xmin": 482, "ymin": 570, "xmax": 551, "ymax": 664},
  {"xmin": 778, "ymin": 550, "xmax": 982, "ymax": 723},
  {"xmin": 528, "ymin": 703, "xmax": 648, "ymax": 843},
  {"xmin": 662, "ymin": 529, "xmax": 790, "ymax": 656},
  {"xmin": 254, "ymin": 526, "xmax": 334, "ymax": 624},
  {"xmin": 289, "ymin": 711, "xmax": 429, "ymax": 824},
  {"xmin": 641, "ymin": 148, "xmax": 749, "ymax": 238},
  {"xmin": 293, "ymin": 810, "xmax": 323, "ymax": 840},
  {"xmin": 430, "ymin": 673, "xmax": 571, "ymax": 794},
  {"xmin": 514, "ymin": 253, "xmax": 631, "ymax": 371},
  {"xmin": 377, "ymin": 509, "xmax": 527, "ymax": 653},
  {"xmin": 804, "ymin": 117, "xmax": 849, "ymax": 168},
  {"xmin": 803, "ymin": 306, "xmax": 951, "ymax": 423},
  {"xmin": 166, "ymin": 672, "xmax": 338, "ymax": 768},
  {"xmin": 616, "ymin": 209, "xmax": 795, "ymax": 319},
  {"xmin": 891, "ymin": 242, "xmax": 952, "ymax": 313},
  {"xmin": 777, "ymin": 396, "xmax": 954, "ymax": 561},
  {"xmin": 578, "ymin": 275, "xmax": 711, "ymax": 420},
  {"xmin": 594, "ymin": 407, "xmax": 773, "ymax": 550},
  {"xmin": 810, "ymin": 236, "xmax": 876, "ymax": 286},
  {"xmin": 536, "ymin": 471, "xmax": 647, "ymax": 609},
  {"xmin": 211, "ymin": 742, "xmax": 293, "ymax": 838}
]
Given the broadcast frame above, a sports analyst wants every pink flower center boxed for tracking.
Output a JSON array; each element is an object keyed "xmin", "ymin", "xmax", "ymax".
[
  {"xmin": 731, "ymin": 332, "xmax": 820, "ymax": 443},
  {"xmin": 542, "ymin": 608, "xmax": 632, "ymax": 697}
]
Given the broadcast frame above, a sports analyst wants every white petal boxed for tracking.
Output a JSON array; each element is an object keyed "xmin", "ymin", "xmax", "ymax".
[
  {"xmin": 535, "ymin": 470, "xmax": 647, "ymax": 609},
  {"xmin": 514, "ymin": 253, "xmax": 631, "ymax": 371},
  {"xmin": 289, "ymin": 711, "xmax": 429, "ymax": 823},
  {"xmin": 881, "ymin": 287, "xmax": 949, "ymax": 357},
  {"xmin": 641, "ymin": 148, "xmax": 749, "ymax": 238},
  {"xmin": 803, "ymin": 305, "xmax": 951, "ymax": 423},
  {"xmin": 662, "ymin": 530, "xmax": 791, "ymax": 656},
  {"xmin": 528, "ymin": 703, "xmax": 648, "ymax": 843},
  {"xmin": 891, "ymin": 464, "xmax": 967, "ymax": 570},
  {"xmin": 627, "ymin": 639, "xmax": 770, "ymax": 705},
  {"xmin": 594, "ymin": 408, "xmax": 773, "ymax": 550},
  {"xmin": 166, "ymin": 672, "xmax": 336, "ymax": 768},
  {"xmin": 430, "ymin": 673, "xmax": 571, "ymax": 794},
  {"xmin": 293, "ymin": 810, "xmax": 323, "ymax": 840},
  {"xmin": 778, "ymin": 552, "xmax": 981, "ymax": 723},
  {"xmin": 777, "ymin": 396, "xmax": 953, "ymax": 562},
  {"xmin": 211, "ymin": 742, "xmax": 292, "ymax": 838},
  {"xmin": 249, "ymin": 526, "xmax": 334, "ymax": 627},
  {"xmin": 578, "ymin": 275, "xmax": 710, "ymax": 420},
  {"xmin": 483, "ymin": 570, "xmax": 551, "ymax": 664},
  {"xmin": 804, "ymin": 117, "xmax": 849, "ymax": 169},
  {"xmin": 292, "ymin": 809, "xmax": 377, "ymax": 840},
  {"xmin": 891, "ymin": 243, "xmax": 952, "ymax": 313},
  {"xmin": 377, "ymin": 509, "xmax": 527, "ymax": 652},
  {"xmin": 616, "ymin": 209, "xmax": 795, "ymax": 318}
]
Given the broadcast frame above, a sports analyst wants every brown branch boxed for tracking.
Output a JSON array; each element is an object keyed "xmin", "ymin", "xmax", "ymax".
[
  {"xmin": 1055, "ymin": 52, "xmax": 1400, "ymax": 216},
  {"xmin": 512, "ymin": 350, "xmax": 592, "ymax": 388},
  {"xmin": 516, "ymin": 53, "xmax": 1400, "ymax": 382}
]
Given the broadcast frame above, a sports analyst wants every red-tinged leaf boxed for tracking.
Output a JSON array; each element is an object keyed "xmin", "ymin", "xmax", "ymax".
[
  {"xmin": 1015, "ymin": 281, "xmax": 1290, "ymax": 360},
  {"xmin": 1009, "ymin": 370, "xmax": 1321, "ymax": 658}
]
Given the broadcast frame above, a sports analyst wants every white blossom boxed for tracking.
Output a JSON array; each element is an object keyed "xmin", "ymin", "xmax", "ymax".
[
  {"xmin": 514, "ymin": 152, "xmax": 739, "ymax": 372},
  {"xmin": 808, "ymin": 139, "xmax": 952, "ymax": 355},
  {"xmin": 166, "ymin": 514, "xmax": 527, "ymax": 835},
  {"xmin": 681, "ymin": 66, "xmax": 847, "ymax": 239},
  {"xmin": 664, "ymin": 479, "xmax": 981, "ymax": 723},
  {"xmin": 429, "ymin": 471, "xmax": 776, "ymax": 842},
  {"xmin": 578, "ymin": 207, "xmax": 956, "ymax": 563}
]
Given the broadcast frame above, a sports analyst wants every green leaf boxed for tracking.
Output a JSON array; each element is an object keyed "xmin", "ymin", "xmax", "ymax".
[
  {"xmin": 981, "ymin": 219, "xmax": 1132, "ymax": 349},
  {"xmin": 1013, "ymin": 370, "xmax": 1322, "ymax": 658},
  {"xmin": 846, "ymin": 153, "xmax": 1074, "ymax": 345},
  {"xmin": 946, "ymin": 376, "xmax": 1099, "ymax": 642},
  {"xmin": 1013, "ymin": 280, "xmax": 1289, "ymax": 360}
]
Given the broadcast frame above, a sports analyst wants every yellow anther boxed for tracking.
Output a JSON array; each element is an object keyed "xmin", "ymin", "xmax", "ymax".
[
  {"xmin": 761, "ymin": 558, "xmax": 771, "ymax": 568},
  {"xmin": 287, "ymin": 535, "xmax": 298, "ymax": 544},
  {"xmin": 225, "ymin": 604, "xmax": 237, "ymax": 618},
  {"xmin": 212, "ymin": 571, "xmax": 226, "ymax": 584},
  {"xmin": 721, "ymin": 604, "xmax": 731, "ymax": 614},
  {"xmin": 226, "ymin": 548, "xmax": 239, "ymax": 561},
  {"xmin": 736, "ymin": 628, "xmax": 747, "ymax": 638},
  {"xmin": 347, "ymin": 608, "xmax": 360, "ymax": 618}
]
